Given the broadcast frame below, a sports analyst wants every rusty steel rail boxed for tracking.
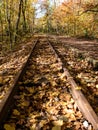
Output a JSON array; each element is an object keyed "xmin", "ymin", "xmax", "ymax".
[
  {"xmin": 0, "ymin": 36, "xmax": 98, "ymax": 130},
  {"xmin": 0, "ymin": 39, "xmax": 39, "ymax": 126},
  {"xmin": 47, "ymin": 38, "xmax": 98, "ymax": 130}
]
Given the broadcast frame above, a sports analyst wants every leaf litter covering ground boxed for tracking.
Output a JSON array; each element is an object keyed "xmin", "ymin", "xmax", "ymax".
[
  {"xmin": 3, "ymin": 38, "xmax": 93, "ymax": 130},
  {"xmin": 0, "ymin": 37, "xmax": 36, "ymax": 101},
  {"xmin": 49, "ymin": 36, "xmax": 98, "ymax": 115}
]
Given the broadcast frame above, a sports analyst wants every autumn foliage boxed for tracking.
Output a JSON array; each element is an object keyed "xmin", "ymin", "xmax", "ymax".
[
  {"xmin": 0, "ymin": 0, "xmax": 98, "ymax": 50},
  {"xmin": 37, "ymin": 0, "xmax": 98, "ymax": 38}
]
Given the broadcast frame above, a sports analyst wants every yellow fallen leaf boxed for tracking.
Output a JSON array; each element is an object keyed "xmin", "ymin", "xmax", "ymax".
[
  {"xmin": 52, "ymin": 81, "xmax": 57, "ymax": 86},
  {"xmin": 27, "ymin": 87, "xmax": 34, "ymax": 93},
  {"xmin": 96, "ymin": 84, "xmax": 98, "ymax": 88},
  {"xmin": 3, "ymin": 77, "xmax": 10, "ymax": 83},
  {"xmin": 21, "ymin": 100, "xmax": 30, "ymax": 107},
  {"xmin": 52, "ymin": 126, "xmax": 61, "ymax": 130},
  {"xmin": 0, "ymin": 94, "xmax": 3, "ymax": 99},
  {"xmin": 13, "ymin": 109, "xmax": 20, "ymax": 116},
  {"xmin": 69, "ymin": 114, "xmax": 76, "ymax": 121},
  {"xmin": 75, "ymin": 86, "xmax": 82, "ymax": 90},
  {"xmin": 77, "ymin": 73, "xmax": 82, "ymax": 78},
  {"xmin": 52, "ymin": 120, "xmax": 63, "ymax": 126},
  {"xmin": 4, "ymin": 124, "xmax": 15, "ymax": 130},
  {"xmin": 30, "ymin": 124, "xmax": 36, "ymax": 130},
  {"xmin": 39, "ymin": 120, "xmax": 47, "ymax": 128},
  {"xmin": 0, "ymin": 76, "xmax": 3, "ymax": 83}
]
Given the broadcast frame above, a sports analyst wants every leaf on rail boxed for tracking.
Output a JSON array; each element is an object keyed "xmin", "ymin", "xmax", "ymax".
[{"xmin": 75, "ymin": 86, "xmax": 82, "ymax": 90}]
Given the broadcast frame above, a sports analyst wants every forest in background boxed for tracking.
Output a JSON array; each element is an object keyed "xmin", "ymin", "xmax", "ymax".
[{"xmin": 0, "ymin": 0, "xmax": 98, "ymax": 50}]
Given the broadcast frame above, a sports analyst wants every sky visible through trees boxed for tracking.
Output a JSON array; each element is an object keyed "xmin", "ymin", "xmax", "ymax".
[
  {"xmin": 0, "ymin": 0, "xmax": 98, "ymax": 50},
  {"xmin": 36, "ymin": 0, "xmax": 65, "ymax": 18}
]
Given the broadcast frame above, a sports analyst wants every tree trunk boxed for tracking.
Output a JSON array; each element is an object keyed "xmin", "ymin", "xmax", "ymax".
[
  {"xmin": 0, "ymin": 9, "xmax": 3, "ymax": 42},
  {"xmin": 15, "ymin": 0, "xmax": 22, "ymax": 42},
  {"xmin": 6, "ymin": 0, "xmax": 12, "ymax": 49},
  {"xmin": 21, "ymin": 0, "xmax": 27, "ymax": 32}
]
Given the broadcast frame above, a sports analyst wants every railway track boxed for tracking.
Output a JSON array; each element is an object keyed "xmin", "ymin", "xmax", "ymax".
[
  {"xmin": 0, "ymin": 36, "xmax": 98, "ymax": 130},
  {"xmin": 47, "ymin": 36, "xmax": 98, "ymax": 112}
]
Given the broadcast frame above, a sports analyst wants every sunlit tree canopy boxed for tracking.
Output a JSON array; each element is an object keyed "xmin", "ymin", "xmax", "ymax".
[{"xmin": 0, "ymin": 0, "xmax": 98, "ymax": 49}]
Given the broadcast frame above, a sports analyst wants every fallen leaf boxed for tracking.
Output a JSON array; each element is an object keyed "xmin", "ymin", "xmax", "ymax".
[
  {"xmin": 52, "ymin": 120, "xmax": 63, "ymax": 126},
  {"xmin": 3, "ymin": 77, "xmax": 10, "ymax": 84},
  {"xmin": 26, "ymin": 87, "xmax": 34, "ymax": 93},
  {"xmin": 13, "ymin": 109, "xmax": 20, "ymax": 116},
  {"xmin": 75, "ymin": 86, "xmax": 82, "ymax": 90},
  {"xmin": 96, "ymin": 84, "xmax": 98, "ymax": 88},
  {"xmin": 83, "ymin": 120, "xmax": 89, "ymax": 128},
  {"xmin": 4, "ymin": 124, "xmax": 15, "ymax": 130},
  {"xmin": 74, "ymin": 122, "xmax": 81, "ymax": 129},
  {"xmin": 39, "ymin": 120, "xmax": 47, "ymax": 128},
  {"xmin": 51, "ymin": 81, "xmax": 57, "ymax": 86},
  {"xmin": 58, "ymin": 116, "xmax": 68, "ymax": 121},
  {"xmin": 52, "ymin": 126, "xmax": 61, "ymax": 130},
  {"xmin": 0, "ymin": 94, "xmax": 3, "ymax": 99},
  {"xmin": 0, "ymin": 76, "xmax": 3, "ymax": 86},
  {"xmin": 30, "ymin": 124, "xmax": 36, "ymax": 130},
  {"xmin": 21, "ymin": 100, "xmax": 30, "ymax": 107}
]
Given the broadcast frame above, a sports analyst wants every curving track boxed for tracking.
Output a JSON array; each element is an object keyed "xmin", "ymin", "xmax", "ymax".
[{"xmin": 0, "ymin": 36, "xmax": 98, "ymax": 130}]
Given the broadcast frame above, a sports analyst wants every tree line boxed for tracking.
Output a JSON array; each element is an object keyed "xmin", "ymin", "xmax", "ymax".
[
  {"xmin": 0, "ymin": 0, "xmax": 98, "ymax": 50},
  {"xmin": 37, "ymin": 0, "xmax": 98, "ymax": 38},
  {"xmin": 0, "ymin": 0, "xmax": 36, "ymax": 49}
]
